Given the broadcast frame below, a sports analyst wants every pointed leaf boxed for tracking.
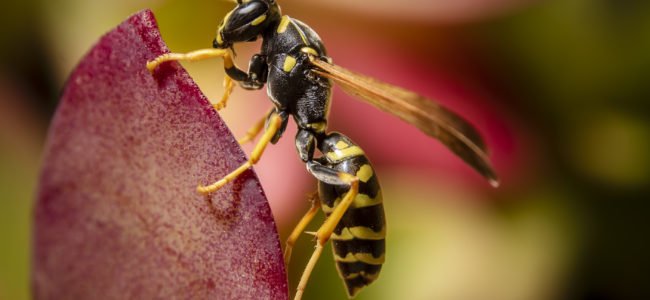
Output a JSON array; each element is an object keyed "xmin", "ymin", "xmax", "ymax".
[{"xmin": 33, "ymin": 10, "xmax": 288, "ymax": 299}]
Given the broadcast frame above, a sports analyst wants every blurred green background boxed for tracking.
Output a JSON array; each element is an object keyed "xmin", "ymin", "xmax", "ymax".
[{"xmin": 1, "ymin": 0, "xmax": 649, "ymax": 299}]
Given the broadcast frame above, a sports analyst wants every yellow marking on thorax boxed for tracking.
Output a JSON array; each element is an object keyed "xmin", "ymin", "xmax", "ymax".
[
  {"xmin": 334, "ymin": 252, "xmax": 385, "ymax": 265},
  {"xmin": 289, "ymin": 19, "xmax": 309, "ymax": 45},
  {"xmin": 301, "ymin": 47, "xmax": 319, "ymax": 56},
  {"xmin": 282, "ymin": 55, "xmax": 297, "ymax": 72},
  {"xmin": 277, "ymin": 15, "xmax": 291, "ymax": 33},
  {"xmin": 326, "ymin": 146, "xmax": 365, "ymax": 162},
  {"xmin": 251, "ymin": 14, "xmax": 267, "ymax": 26},
  {"xmin": 356, "ymin": 164, "xmax": 374, "ymax": 183}
]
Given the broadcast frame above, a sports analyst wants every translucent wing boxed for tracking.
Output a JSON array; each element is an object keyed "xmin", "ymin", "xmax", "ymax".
[{"xmin": 309, "ymin": 57, "xmax": 499, "ymax": 187}]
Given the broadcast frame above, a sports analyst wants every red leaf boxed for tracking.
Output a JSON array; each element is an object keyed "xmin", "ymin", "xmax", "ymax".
[{"xmin": 33, "ymin": 10, "xmax": 287, "ymax": 299}]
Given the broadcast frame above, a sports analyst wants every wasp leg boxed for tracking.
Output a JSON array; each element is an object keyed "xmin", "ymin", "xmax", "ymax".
[
  {"xmin": 197, "ymin": 112, "xmax": 284, "ymax": 194},
  {"xmin": 146, "ymin": 48, "xmax": 232, "ymax": 73},
  {"xmin": 237, "ymin": 107, "xmax": 275, "ymax": 145},
  {"xmin": 295, "ymin": 243, "xmax": 325, "ymax": 300},
  {"xmin": 224, "ymin": 53, "xmax": 268, "ymax": 90},
  {"xmin": 212, "ymin": 76, "xmax": 235, "ymax": 111},
  {"xmin": 145, "ymin": 48, "xmax": 237, "ymax": 110},
  {"xmin": 284, "ymin": 191, "xmax": 321, "ymax": 269},
  {"xmin": 146, "ymin": 49, "xmax": 237, "ymax": 111},
  {"xmin": 294, "ymin": 173, "xmax": 359, "ymax": 300}
]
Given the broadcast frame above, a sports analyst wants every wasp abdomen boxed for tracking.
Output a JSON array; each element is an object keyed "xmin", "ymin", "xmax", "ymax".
[
  {"xmin": 330, "ymin": 205, "xmax": 385, "ymax": 298},
  {"xmin": 319, "ymin": 154, "xmax": 386, "ymax": 298}
]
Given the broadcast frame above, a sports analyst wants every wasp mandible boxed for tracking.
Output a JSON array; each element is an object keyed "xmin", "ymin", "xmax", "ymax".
[{"xmin": 147, "ymin": 0, "xmax": 499, "ymax": 299}]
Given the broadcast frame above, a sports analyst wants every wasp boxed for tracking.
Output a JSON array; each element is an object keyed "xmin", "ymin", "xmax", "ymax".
[{"xmin": 147, "ymin": 0, "xmax": 499, "ymax": 299}]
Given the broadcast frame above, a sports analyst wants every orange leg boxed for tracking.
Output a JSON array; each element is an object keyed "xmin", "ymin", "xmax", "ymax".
[
  {"xmin": 146, "ymin": 48, "xmax": 230, "ymax": 73},
  {"xmin": 237, "ymin": 107, "xmax": 275, "ymax": 145},
  {"xmin": 294, "ymin": 175, "xmax": 359, "ymax": 300},
  {"xmin": 146, "ymin": 48, "xmax": 237, "ymax": 112},
  {"xmin": 284, "ymin": 192, "xmax": 321, "ymax": 269},
  {"xmin": 212, "ymin": 76, "xmax": 235, "ymax": 111},
  {"xmin": 197, "ymin": 112, "xmax": 283, "ymax": 194}
]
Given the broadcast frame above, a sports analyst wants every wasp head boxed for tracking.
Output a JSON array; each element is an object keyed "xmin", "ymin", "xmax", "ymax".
[{"xmin": 213, "ymin": 0, "xmax": 281, "ymax": 49}]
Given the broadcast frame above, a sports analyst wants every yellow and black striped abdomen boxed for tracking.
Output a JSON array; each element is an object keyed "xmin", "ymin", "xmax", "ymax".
[{"xmin": 319, "ymin": 156, "xmax": 386, "ymax": 298}]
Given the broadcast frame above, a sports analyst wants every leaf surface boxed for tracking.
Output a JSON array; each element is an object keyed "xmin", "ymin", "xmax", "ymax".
[{"xmin": 33, "ymin": 10, "xmax": 287, "ymax": 300}]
